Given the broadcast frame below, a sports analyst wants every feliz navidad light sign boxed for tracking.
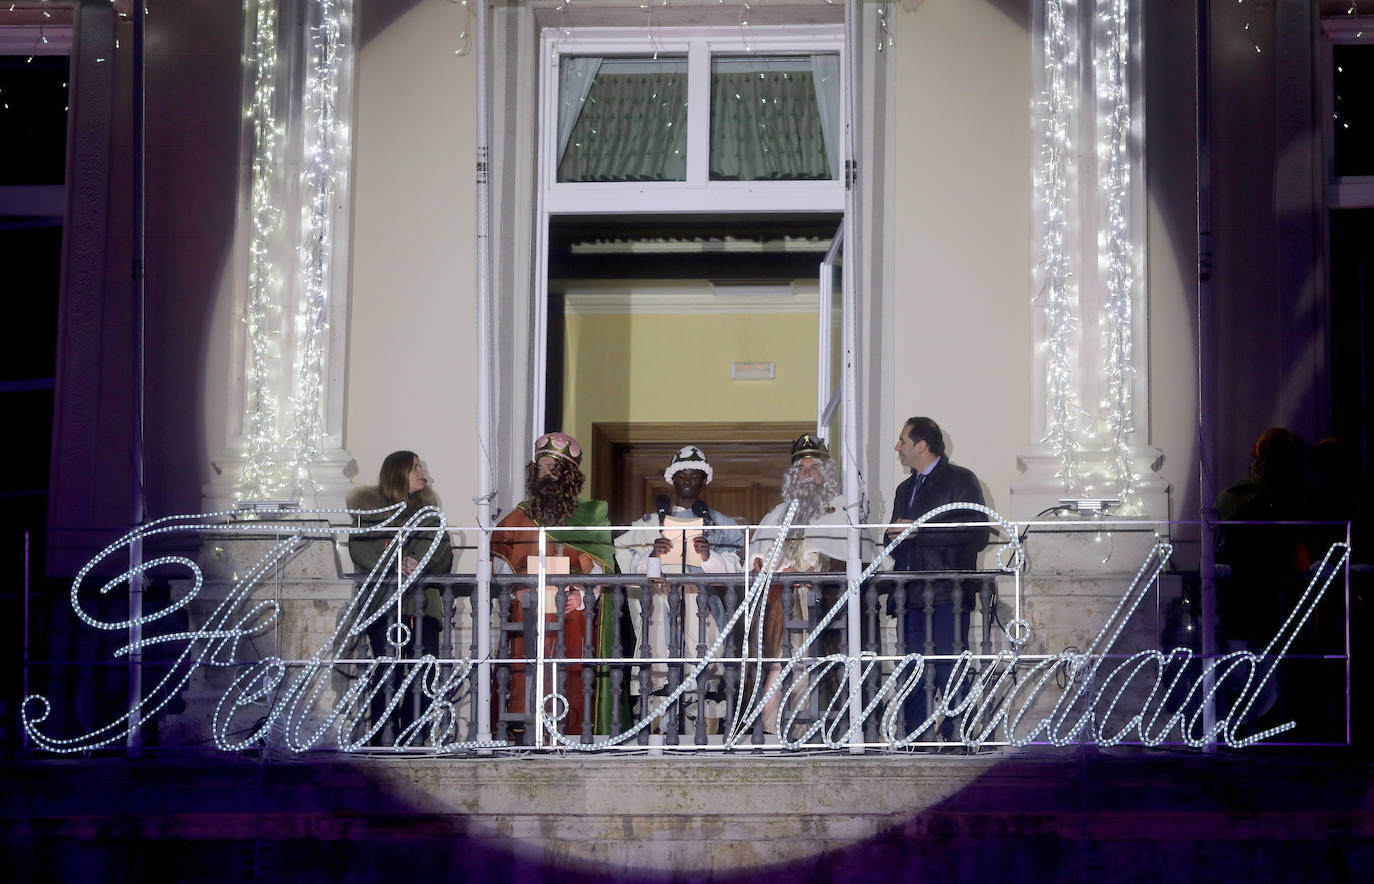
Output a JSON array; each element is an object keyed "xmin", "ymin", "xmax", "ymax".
[{"xmin": 21, "ymin": 501, "xmax": 1349, "ymax": 754}]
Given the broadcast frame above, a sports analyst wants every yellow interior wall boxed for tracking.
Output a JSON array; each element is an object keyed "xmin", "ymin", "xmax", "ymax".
[{"xmin": 563, "ymin": 311, "xmax": 818, "ymax": 487}]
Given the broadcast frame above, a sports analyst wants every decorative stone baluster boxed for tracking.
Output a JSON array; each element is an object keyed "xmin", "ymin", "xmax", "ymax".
[
  {"xmin": 552, "ymin": 585, "xmax": 567, "ymax": 739},
  {"xmin": 495, "ymin": 584, "xmax": 511, "ymax": 743},
  {"xmin": 777, "ymin": 581, "xmax": 796, "ymax": 740},
  {"xmin": 637, "ymin": 581, "xmax": 653, "ymax": 746},
  {"xmin": 694, "ymin": 588, "xmax": 709, "ymax": 746},
  {"xmin": 722, "ymin": 582, "xmax": 740, "ymax": 738},
  {"xmin": 922, "ymin": 580, "xmax": 936, "ymax": 735},
  {"xmin": 664, "ymin": 582, "xmax": 682, "ymax": 745},
  {"xmin": 892, "ymin": 582, "xmax": 908, "ymax": 735},
  {"xmin": 863, "ymin": 578, "xmax": 881, "ymax": 743},
  {"xmin": 404, "ymin": 588, "xmax": 421, "ymax": 736},
  {"xmin": 468, "ymin": 587, "xmax": 480, "ymax": 744},
  {"xmin": 610, "ymin": 586, "xmax": 625, "ymax": 737},
  {"xmin": 581, "ymin": 585, "xmax": 595, "ymax": 744},
  {"xmin": 979, "ymin": 580, "xmax": 997, "ymax": 657}
]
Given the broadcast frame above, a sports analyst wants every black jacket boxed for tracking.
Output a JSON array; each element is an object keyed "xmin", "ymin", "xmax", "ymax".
[{"xmin": 889, "ymin": 457, "xmax": 990, "ymax": 573}]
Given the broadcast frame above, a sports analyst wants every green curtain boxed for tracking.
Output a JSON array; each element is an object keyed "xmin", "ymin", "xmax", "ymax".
[
  {"xmin": 710, "ymin": 69, "xmax": 831, "ymax": 181},
  {"xmin": 557, "ymin": 72, "xmax": 688, "ymax": 182}
]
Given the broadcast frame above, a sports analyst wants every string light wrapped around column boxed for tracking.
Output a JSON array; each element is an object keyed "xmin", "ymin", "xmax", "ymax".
[
  {"xmin": 239, "ymin": 0, "xmax": 288, "ymax": 500},
  {"xmin": 284, "ymin": 0, "xmax": 348, "ymax": 498},
  {"xmin": 1034, "ymin": 0, "xmax": 1083, "ymax": 493},
  {"xmin": 1097, "ymin": 0, "xmax": 1137, "ymax": 505},
  {"xmin": 238, "ymin": 0, "xmax": 350, "ymax": 503}
]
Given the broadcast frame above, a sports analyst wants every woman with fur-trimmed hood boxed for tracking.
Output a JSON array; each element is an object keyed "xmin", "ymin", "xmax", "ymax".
[
  {"xmin": 347, "ymin": 450, "xmax": 453, "ymax": 581},
  {"xmin": 346, "ymin": 450, "xmax": 453, "ymax": 743}
]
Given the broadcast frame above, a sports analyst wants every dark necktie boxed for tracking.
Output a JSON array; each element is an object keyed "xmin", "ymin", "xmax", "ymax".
[{"xmin": 907, "ymin": 471, "xmax": 926, "ymax": 510}]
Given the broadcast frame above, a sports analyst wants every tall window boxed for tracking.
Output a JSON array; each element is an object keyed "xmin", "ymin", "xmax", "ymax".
[
  {"xmin": 0, "ymin": 53, "xmax": 68, "ymax": 561},
  {"xmin": 1322, "ymin": 19, "xmax": 1374, "ymax": 468}
]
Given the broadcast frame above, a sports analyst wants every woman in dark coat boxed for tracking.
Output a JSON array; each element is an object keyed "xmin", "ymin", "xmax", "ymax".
[{"xmin": 346, "ymin": 451, "xmax": 453, "ymax": 743}]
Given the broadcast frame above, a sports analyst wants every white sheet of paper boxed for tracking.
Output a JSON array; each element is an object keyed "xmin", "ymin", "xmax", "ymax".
[
  {"xmin": 661, "ymin": 515, "xmax": 704, "ymax": 568},
  {"xmin": 526, "ymin": 555, "xmax": 571, "ymax": 611}
]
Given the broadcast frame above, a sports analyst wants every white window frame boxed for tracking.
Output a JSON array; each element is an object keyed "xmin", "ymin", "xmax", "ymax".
[
  {"xmin": 538, "ymin": 25, "xmax": 847, "ymax": 216},
  {"xmin": 531, "ymin": 23, "xmax": 850, "ymax": 436}
]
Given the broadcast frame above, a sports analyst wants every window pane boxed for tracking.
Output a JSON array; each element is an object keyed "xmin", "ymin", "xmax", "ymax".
[
  {"xmin": 0, "ymin": 222, "xmax": 61, "ymax": 379},
  {"xmin": 0, "ymin": 56, "xmax": 69, "ymax": 185},
  {"xmin": 1333, "ymin": 44, "xmax": 1374, "ymax": 178},
  {"xmin": 557, "ymin": 57, "xmax": 688, "ymax": 183},
  {"xmin": 710, "ymin": 54, "xmax": 838, "ymax": 182}
]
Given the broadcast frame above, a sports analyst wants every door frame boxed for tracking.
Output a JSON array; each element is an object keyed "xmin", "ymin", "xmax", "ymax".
[{"xmin": 591, "ymin": 420, "xmax": 815, "ymax": 524}]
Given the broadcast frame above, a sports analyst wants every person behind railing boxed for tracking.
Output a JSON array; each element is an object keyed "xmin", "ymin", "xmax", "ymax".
[
  {"xmin": 614, "ymin": 445, "xmax": 743, "ymax": 723},
  {"xmin": 748, "ymin": 433, "xmax": 873, "ymax": 731},
  {"xmin": 490, "ymin": 432, "xmax": 620, "ymax": 738},
  {"xmin": 1214, "ymin": 427, "xmax": 1311, "ymax": 577},
  {"xmin": 346, "ymin": 451, "xmax": 453, "ymax": 741},
  {"xmin": 1308, "ymin": 436, "xmax": 1368, "ymax": 563},
  {"xmin": 1212, "ymin": 427, "xmax": 1314, "ymax": 727},
  {"xmin": 884, "ymin": 417, "xmax": 990, "ymax": 742}
]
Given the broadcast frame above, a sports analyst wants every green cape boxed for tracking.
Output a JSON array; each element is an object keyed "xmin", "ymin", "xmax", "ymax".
[{"xmin": 517, "ymin": 499, "xmax": 616, "ymax": 573}]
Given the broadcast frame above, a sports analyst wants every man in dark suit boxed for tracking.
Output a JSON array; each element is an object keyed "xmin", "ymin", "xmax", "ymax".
[{"xmin": 885, "ymin": 416, "xmax": 990, "ymax": 740}]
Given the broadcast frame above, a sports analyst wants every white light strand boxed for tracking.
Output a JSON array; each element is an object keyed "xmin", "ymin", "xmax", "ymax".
[
  {"xmin": 1035, "ymin": 0, "xmax": 1083, "ymax": 492},
  {"xmin": 877, "ymin": 3, "xmax": 894, "ymax": 52},
  {"xmin": 1097, "ymin": 0, "xmax": 1137, "ymax": 506},
  {"xmin": 282, "ymin": 0, "xmax": 347, "ymax": 499},
  {"xmin": 445, "ymin": 0, "xmax": 472, "ymax": 57},
  {"xmin": 238, "ymin": 0, "xmax": 349, "ymax": 503},
  {"xmin": 239, "ymin": 0, "xmax": 289, "ymax": 500},
  {"xmin": 1238, "ymin": 0, "xmax": 1266, "ymax": 54},
  {"xmin": 22, "ymin": 506, "xmax": 1347, "ymax": 753}
]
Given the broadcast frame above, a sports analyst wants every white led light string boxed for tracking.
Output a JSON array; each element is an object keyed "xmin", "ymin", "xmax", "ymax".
[
  {"xmin": 20, "ymin": 500, "xmax": 486, "ymax": 754},
  {"xmin": 23, "ymin": 504, "xmax": 1346, "ymax": 753},
  {"xmin": 239, "ymin": 0, "xmax": 288, "ymax": 500},
  {"xmin": 1035, "ymin": 0, "xmax": 1083, "ymax": 492},
  {"xmin": 283, "ymin": 0, "xmax": 346, "ymax": 497},
  {"xmin": 444, "ymin": 0, "xmax": 472, "ymax": 57},
  {"xmin": 1097, "ymin": 0, "xmax": 1136, "ymax": 505},
  {"xmin": 237, "ymin": 0, "xmax": 351, "ymax": 502}
]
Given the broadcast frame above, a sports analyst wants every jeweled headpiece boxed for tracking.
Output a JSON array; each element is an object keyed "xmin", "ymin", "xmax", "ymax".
[
  {"xmin": 534, "ymin": 432, "xmax": 582, "ymax": 468},
  {"xmin": 663, "ymin": 445, "xmax": 713, "ymax": 484},
  {"xmin": 790, "ymin": 433, "xmax": 831, "ymax": 463}
]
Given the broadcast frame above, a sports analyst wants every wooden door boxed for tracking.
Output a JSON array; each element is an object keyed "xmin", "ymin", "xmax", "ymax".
[{"xmin": 591, "ymin": 421, "xmax": 814, "ymax": 527}]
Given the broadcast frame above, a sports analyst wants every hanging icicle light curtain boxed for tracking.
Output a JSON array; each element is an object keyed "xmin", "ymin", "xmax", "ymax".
[
  {"xmin": 239, "ymin": 0, "xmax": 348, "ymax": 502},
  {"xmin": 240, "ymin": 0, "xmax": 287, "ymax": 501},
  {"xmin": 1032, "ymin": 0, "xmax": 1142, "ymax": 506},
  {"xmin": 1033, "ymin": 0, "xmax": 1083, "ymax": 493},
  {"xmin": 1096, "ymin": 0, "xmax": 1137, "ymax": 502},
  {"xmin": 287, "ymin": 0, "xmax": 348, "ymax": 495}
]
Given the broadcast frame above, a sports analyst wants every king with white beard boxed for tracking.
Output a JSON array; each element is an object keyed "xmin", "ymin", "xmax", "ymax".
[
  {"xmin": 750, "ymin": 434, "xmax": 871, "ymax": 572},
  {"xmin": 746, "ymin": 434, "xmax": 873, "ymax": 733}
]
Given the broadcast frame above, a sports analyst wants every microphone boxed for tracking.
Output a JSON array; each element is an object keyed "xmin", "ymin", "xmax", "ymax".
[
  {"xmin": 689, "ymin": 501, "xmax": 714, "ymax": 568},
  {"xmin": 655, "ymin": 494, "xmax": 672, "ymax": 526}
]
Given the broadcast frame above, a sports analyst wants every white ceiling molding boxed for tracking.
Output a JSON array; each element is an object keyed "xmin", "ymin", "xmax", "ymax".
[
  {"xmin": 561, "ymin": 280, "xmax": 819, "ymax": 315},
  {"xmin": 570, "ymin": 236, "xmax": 831, "ymax": 255}
]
